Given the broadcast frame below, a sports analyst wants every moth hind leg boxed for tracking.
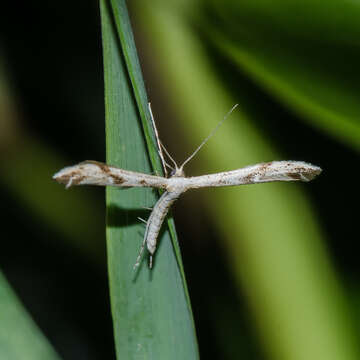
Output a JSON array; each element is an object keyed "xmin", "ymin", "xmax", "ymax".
[{"xmin": 133, "ymin": 235, "xmax": 147, "ymax": 270}]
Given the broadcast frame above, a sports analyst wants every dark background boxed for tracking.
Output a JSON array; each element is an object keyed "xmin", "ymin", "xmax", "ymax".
[{"xmin": 0, "ymin": 1, "xmax": 358, "ymax": 359}]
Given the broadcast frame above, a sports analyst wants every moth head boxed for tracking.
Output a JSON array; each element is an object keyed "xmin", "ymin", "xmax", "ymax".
[{"xmin": 170, "ymin": 166, "xmax": 185, "ymax": 178}]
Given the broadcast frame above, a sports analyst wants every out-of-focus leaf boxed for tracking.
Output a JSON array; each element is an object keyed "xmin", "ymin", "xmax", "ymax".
[
  {"xmin": 134, "ymin": 1, "xmax": 360, "ymax": 359},
  {"xmin": 100, "ymin": 1, "xmax": 199, "ymax": 359},
  {"xmin": 1, "ymin": 137, "xmax": 106, "ymax": 263},
  {"xmin": 0, "ymin": 56, "xmax": 105, "ymax": 263},
  {"xmin": 0, "ymin": 270, "xmax": 61, "ymax": 360},
  {"xmin": 203, "ymin": 0, "xmax": 360, "ymax": 149}
]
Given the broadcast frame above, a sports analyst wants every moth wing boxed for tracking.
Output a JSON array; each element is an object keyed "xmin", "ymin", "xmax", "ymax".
[
  {"xmin": 186, "ymin": 161, "xmax": 321, "ymax": 188},
  {"xmin": 53, "ymin": 161, "xmax": 169, "ymax": 189}
]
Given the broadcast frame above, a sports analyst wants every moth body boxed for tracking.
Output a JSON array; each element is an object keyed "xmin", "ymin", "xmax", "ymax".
[
  {"xmin": 53, "ymin": 104, "xmax": 322, "ymax": 270},
  {"xmin": 140, "ymin": 189, "xmax": 184, "ymax": 268}
]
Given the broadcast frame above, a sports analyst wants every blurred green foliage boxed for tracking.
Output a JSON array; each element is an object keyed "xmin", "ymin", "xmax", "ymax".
[
  {"xmin": 206, "ymin": 0, "xmax": 360, "ymax": 149},
  {"xmin": 0, "ymin": 0, "xmax": 359, "ymax": 359},
  {"xmin": 0, "ymin": 271, "xmax": 61, "ymax": 360}
]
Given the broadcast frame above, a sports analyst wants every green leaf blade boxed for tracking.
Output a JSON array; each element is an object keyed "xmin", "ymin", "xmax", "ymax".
[
  {"xmin": 0, "ymin": 271, "xmax": 61, "ymax": 360},
  {"xmin": 100, "ymin": 1, "xmax": 199, "ymax": 359}
]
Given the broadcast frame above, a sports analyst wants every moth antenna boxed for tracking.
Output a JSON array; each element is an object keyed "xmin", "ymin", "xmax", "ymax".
[
  {"xmin": 133, "ymin": 236, "xmax": 147, "ymax": 270},
  {"xmin": 164, "ymin": 161, "xmax": 175, "ymax": 171},
  {"xmin": 160, "ymin": 141, "xmax": 179, "ymax": 170},
  {"xmin": 180, "ymin": 104, "xmax": 239, "ymax": 170},
  {"xmin": 161, "ymin": 156, "xmax": 175, "ymax": 172},
  {"xmin": 148, "ymin": 102, "xmax": 168, "ymax": 177},
  {"xmin": 149, "ymin": 255, "xmax": 153, "ymax": 269}
]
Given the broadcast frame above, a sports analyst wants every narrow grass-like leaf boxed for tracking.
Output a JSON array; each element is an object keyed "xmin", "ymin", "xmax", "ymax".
[
  {"xmin": 107, "ymin": 0, "xmax": 188, "ymax": 280},
  {"xmin": 100, "ymin": 1, "xmax": 199, "ymax": 359},
  {"xmin": 109, "ymin": 0, "xmax": 163, "ymax": 174},
  {"xmin": 0, "ymin": 270, "xmax": 61, "ymax": 360}
]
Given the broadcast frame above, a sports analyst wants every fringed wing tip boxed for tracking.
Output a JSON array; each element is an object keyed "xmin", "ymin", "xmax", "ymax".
[
  {"xmin": 52, "ymin": 166, "xmax": 79, "ymax": 189},
  {"xmin": 292, "ymin": 162, "xmax": 322, "ymax": 182}
]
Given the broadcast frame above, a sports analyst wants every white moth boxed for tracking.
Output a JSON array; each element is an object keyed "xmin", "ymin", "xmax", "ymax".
[{"xmin": 53, "ymin": 104, "xmax": 322, "ymax": 269}]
